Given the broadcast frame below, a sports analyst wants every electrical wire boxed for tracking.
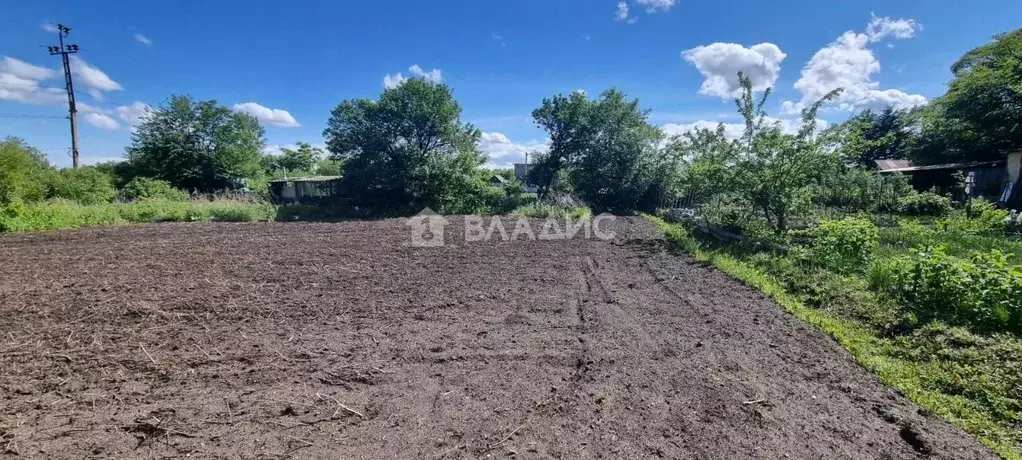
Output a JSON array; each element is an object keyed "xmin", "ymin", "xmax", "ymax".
[{"xmin": 0, "ymin": 113, "xmax": 68, "ymax": 119}]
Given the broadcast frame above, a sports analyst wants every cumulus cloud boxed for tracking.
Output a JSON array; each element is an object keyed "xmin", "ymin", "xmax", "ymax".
[
  {"xmin": 41, "ymin": 23, "xmax": 60, "ymax": 33},
  {"xmin": 232, "ymin": 102, "xmax": 300, "ymax": 127},
  {"xmin": 479, "ymin": 132, "xmax": 549, "ymax": 168},
  {"xmin": 615, "ymin": 2, "xmax": 630, "ymax": 21},
  {"xmin": 383, "ymin": 64, "xmax": 443, "ymax": 89},
  {"xmin": 0, "ymin": 57, "xmax": 67, "ymax": 106},
  {"xmin": 661, "ymin": 117, "xmax": 829, "ymax": 140},
  {"xmin": 70, "ymin": 57, "xmax": 123, "ymax": 92},
  {"xmin": 134, "ymin": 33, "xmax": 153, "ymax": 46},
  {"xmin": 781, "ymin": 17, "xmax": 925, "ymax": 114},
  {"xmin": 116, "ymin": 101, "xmax": 152, "ymax": 131},
  {"xmin": 865, "ymin": 14, "xmax": 919, "ymax": 42},
  {"xmin": 0, "ymin": 56, "xmax": 57, "ymax": 81},
  {"xmin": 263, "ymin": 142, "xmax": 328, "ymax": 157},
  {"xmin": 636, "ymin": 0, "xmax": 676, "ymax": 12},
  {"xmin": 82, "ymin": 112, "xmax": 120, "ymax": 130},
  {"xmin": 683, "ymin": 43, "xmax": 786, "ymax": 98}
]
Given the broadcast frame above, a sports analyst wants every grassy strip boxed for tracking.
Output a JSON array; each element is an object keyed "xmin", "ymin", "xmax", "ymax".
[
  {"xmin": 646, "ymin": 215, "xmax": 1020, "ymax": 459},
  {"xmin": 0, "ymin": 198, "xmax": 277, "ymax": 233}
]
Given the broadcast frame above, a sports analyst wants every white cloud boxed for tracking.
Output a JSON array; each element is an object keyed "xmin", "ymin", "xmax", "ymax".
[
  {"xmin": 82, "ymin": 112, "xmax": 120, "ymax": 130},
  {"xmin": 0, "ymin": 56, "xmax": 57, "ymax": 80},
  {"xmin": 87, "ymin": 87, "xmax": 103, "ymax": 101},
  {"xmin": 116, "ymin": 101, "xmax": 151, "ymax": 130},
  {"xmin": 69, "ymin": 57, "xmax": 123, "ymax": 92},
  {"xmin": 865, "ymin": 14, "xmax": 920, "ymax": 42},
  {"xmin": 263, "ymin": 142, "xmax": 328, "ymax": 157},
  {"xmin": 41, "ymin": 23, "xmax": 59, "ymax": 33},
  {"xmin": 683, "ymin": 43, "xmax": 786, "ymax": 98},
  {"xmin": 781, "ymin": 17, "xmax": 925, "ymax": 114},
  {"xmin": 661, "ymin": 117, "xmax": 829, "ymax": 140},
  {"xmin": 636, "ymin": 0, "xmax": 676, "ymax": 12},
  {"xmin": 232, "ymin": 102, "xmax": 300, "ymax": 127},
  {"xmin": 479, "ymin": 131, "xmax": 549, "ymax": 168},
  {"xmin": 383, "ymin": 64, "xmax": 443, "ymax": 89},
  {"xmin": 615, "ymin": 2, "xmax": 630, "ymax": 21},
  {"xmin": 134, "ymin": 33, "xmax": 153, "ymax": 46}
]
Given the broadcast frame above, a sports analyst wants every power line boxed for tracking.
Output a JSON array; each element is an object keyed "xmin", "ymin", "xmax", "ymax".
[
  {"xmin": 0, "ymin": 113, "xmax": 68, "ymax": 119},
  {"xmin": 0, "ymin": 81, "xmax": 68, "ymax": 91}
]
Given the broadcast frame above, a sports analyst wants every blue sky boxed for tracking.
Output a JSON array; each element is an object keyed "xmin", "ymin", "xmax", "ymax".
[{"xmin": 1, "ymin": 0, "xmax": 1020, "ymax": 167}]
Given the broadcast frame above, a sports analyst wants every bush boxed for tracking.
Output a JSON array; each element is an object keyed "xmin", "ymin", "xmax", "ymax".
[
  {"xmin": 810, "ymin": 217, "xmax": 879, "ymax": 273},
  {"xmin": 0, "ymin": 137, "xmax": 52, "ymax": 205},
  {"xmin": 47, "ymin": 167, "xmax": 116, "ymax": 205},
  {"xmin": 892, "ymin": 246, "xmax": 1022, "ymax": 333},
  {"xmin": 510, "ymin": 202, "xmax": 592, "ymax": 219},
  {"xmin": 897, "ymin": 191, "xmax": 952, "ymax": 216},
  {"xmin": 121, "ymin": 177, "xmax": 190, "ymax": 201}
]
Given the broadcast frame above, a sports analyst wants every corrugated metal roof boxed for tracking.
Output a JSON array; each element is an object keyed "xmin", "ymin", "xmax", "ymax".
[
  {"xmin": 268, "ymin": 175, "xmax": 342, "ymax": 183},
  {"xmin": 878, "ymin": 160, "xmax": 1004, "ymax": 173},
  {"xmin": 874, "ymin": 159, "xmax": 912, "ymax": 171}
]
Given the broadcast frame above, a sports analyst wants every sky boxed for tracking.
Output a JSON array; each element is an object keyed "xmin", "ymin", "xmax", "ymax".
[{"xmin": 1, "ymin": 0, "xmax": 1020, "ymax": 168}]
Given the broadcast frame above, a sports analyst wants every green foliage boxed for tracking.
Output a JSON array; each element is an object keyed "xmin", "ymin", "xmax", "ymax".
[
  {"xmin": 0, "ymin": 137, "xmax": 52, "ymax": 205},
  {"xmin": 897, "ymin": 191, "xmax": 953, "ymax": 216},
  {"xmin": 530, "ymin": 89, "xmax": 667, "ymax": 211},
  {"xmin": 262, "ymin": 142, "xmax": 323, "ymax": 176},
  {"xmin": 126, "ymin": 94, "xmax": 266, "ymax": 192},
  {"xmin": 510, "ymin": 202, "xmax": 592, "ymax": 219},
  {"xmin": 811, "ymin": 217, "xmax": 879, "ymax": 273},
  {"xmin": 120, "ymin": 177, "xmax": 190, "ymax": 201},
  {"xmin": 825, "ymin": 107, "xmax": 914, "ymax": 167},
  {"xmin": 650, "ymin": 215, "xmax": 1022, "ymax": 457},
  {"xmin": 323, "ymin": 78, "xmax": 483, "ymax": 212},
  {"xmin": 682, "ymin": 72, "xmax": 841, "ymax": 232},
  {"xmin": 892, "ymin": 247, "xmax": 1022, "ymax": 333},
  {"xmin": 814, "ymin": 168, "xmax": 912, "ymax": 212},
  {"xmin": 911, "ymin": 28, "xmax": 1022, "ymax": 164},
  {"xmin": 0, "ymin": 198, "xmax": 275, "ymax": 233},
  {"xmin": 46, "ymin": 167, "xmax": 116, "ymax": 205}
]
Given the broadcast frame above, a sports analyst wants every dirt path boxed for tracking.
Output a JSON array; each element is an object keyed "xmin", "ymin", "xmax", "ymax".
[{"xmin": 0, "ymin": 217, "xmax": 996, "ymax": 459}]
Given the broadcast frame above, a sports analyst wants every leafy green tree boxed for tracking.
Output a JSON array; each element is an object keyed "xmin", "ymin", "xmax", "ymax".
[
  {"xmin": 323, "ymin": 78, "xmax": 483, "ymax": 211},
  {"xmin": 826, "ymin": 107, "xmax": 912, "ymax": 167},
  {"xmin": 120, "ymin": 177, "xmax": 190, "ymax": 201},
  {"xmin": 262, "ymin": 142, "xmax": 322, "ymax": 176},
  {"xmin": 911, "ymin": 28, "xmax": 1022, "ymax": 163},
  {"xmin": 126, "ymin": 94, "xmax": 266, "ymax": 192},
  {"xmin": 683, "ymin": 73, "xmax": 840, "ymax": 233},
  {"xmin": 0, "ymin": 137, "xmax": 52, "ymax": 205},
  {"xmin": 47, "ymin": 167, "xmax": 116, "ymax": 205},
  {"xmin": 530, "ymin": 89, "xmax": 664, "ymax": 211}
]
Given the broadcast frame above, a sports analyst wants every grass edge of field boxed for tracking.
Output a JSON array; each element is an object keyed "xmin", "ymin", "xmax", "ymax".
[{"xmin": 644, "ymin": 214, "xmax": 1018, "ymax": 460}]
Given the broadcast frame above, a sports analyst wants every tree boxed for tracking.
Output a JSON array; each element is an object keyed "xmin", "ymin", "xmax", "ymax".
[
  {"xmin": 47, "ymin": 167, "xmax": 116, "ymax": 205},
  {"xmin": 0, "ymin": 137, "xmax": 52, "ymax": 205},
  {"xmin": 530, "ymin": 89, "xmax": 664, "ymax": 211},
  {"xmin": 126, "ymin": 95, "xmax": 266, "ymax": 192},
  {"xmin": 683, "ymin": 73, "xmax": 840, "ymax": 233},
  {"xmin": 826, "ymin": 107, "xmax": 912, "ymax": 167},
  {"xmin": 323, "ymin": 78, "xmax": 483, "ymax": 211},
  {"xmin": 911, "ymin": 28, "xmax": 1022, "ymax": 164},
  {"xmin": 262, "ymin": 142, "xmax": 322, "ymax": 177}
]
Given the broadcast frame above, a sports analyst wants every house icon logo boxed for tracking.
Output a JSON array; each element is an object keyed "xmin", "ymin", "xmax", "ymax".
[{"xmin": 407, "ymin": 207, "xmax": 449, "ymax": 247}]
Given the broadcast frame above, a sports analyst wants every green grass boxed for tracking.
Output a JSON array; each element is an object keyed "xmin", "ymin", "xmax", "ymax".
[
  {"xmin": 509, "ymin": 202, "xmax": 592, "ymax": 219},
  {"xmin": 647, "ymin": 214, "xmax": 1022, "ymax": 459},
  {"xmin": 0, "ymin": 198, "xmax": 276, "ymax": 233}
]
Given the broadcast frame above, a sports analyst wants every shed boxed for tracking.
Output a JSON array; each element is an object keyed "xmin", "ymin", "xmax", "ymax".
[
  {"xmin": 268, "ymin": 176, "xmax": 343, "ymax": 204},
  {"xmin": 489, "ymin": 174, "xmax": 507, "ymax": 186},
  {"xmin": 876, "ymin": 159, "xmax": 1006, "ymax": 199}
]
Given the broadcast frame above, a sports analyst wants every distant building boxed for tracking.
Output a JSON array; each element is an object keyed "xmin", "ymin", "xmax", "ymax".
[
  {"xmin": 489, "ymin": 174, "xmax": 507, "ymax": 186},
  {"xmin": 513, "ymin": 163, "xmax": 539, "ymax": 193},
  {"xmin": 267, "ymin": 176, "xmax": 343, "ymax": 204},
  {"xmin": 876, "ymin": 159, "xmax": 1006, "ymax": 200}
]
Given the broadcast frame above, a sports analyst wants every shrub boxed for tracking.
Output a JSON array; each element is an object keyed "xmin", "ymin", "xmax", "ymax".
[
  {"xmin": 0, "ymin": 137, "xmax": 52, "ymax": 205},
  {"xmin": 510, "ymin": 202, "xmax": 592, "ymax": 219},
  {"xmin": 892, "ymin": 246, "xmax": 1022, "ymax": 333},
  {"xmin": 121, "ymin": 177, "xmax": 190, "ymax": 201},
  {"xmin": 810, "ymin": 217, "xmax": 879, "ymax": 273},
  {"xmin": 47, "ymin": 167, "xmax": 116, "ymax": 205},
  {"xmin": 897, "ymin": 191, "xmax": 952, "ymax": 216}
]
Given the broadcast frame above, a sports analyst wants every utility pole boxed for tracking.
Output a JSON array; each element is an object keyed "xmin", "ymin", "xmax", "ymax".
[{"xmin": 47, "ymin": 24, "xmax": 81, "ymax": 168}]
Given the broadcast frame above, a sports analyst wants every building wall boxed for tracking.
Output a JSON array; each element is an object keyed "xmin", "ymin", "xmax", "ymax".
[{"xmin": 1008, "ymin": 152, "xmax": 1022, "ymax": 184}]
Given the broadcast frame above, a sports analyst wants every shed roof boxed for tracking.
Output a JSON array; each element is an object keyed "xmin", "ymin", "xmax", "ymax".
[
  {"xmin": 874, "ymin": 159, "xmax": 912, "ymax": 171},
  {"xmin": 877, "ymin": 160, "xmax": 1004, "ymax": 174},
  {"xmin": 268, "ymin": 175, "xmax": 342, "ymax": 183}
]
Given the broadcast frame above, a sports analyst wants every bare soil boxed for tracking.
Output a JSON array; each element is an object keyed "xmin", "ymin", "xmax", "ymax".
[{"xmin": 0, "ymin": 217, "xmax": 997, "ymax": 459}]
